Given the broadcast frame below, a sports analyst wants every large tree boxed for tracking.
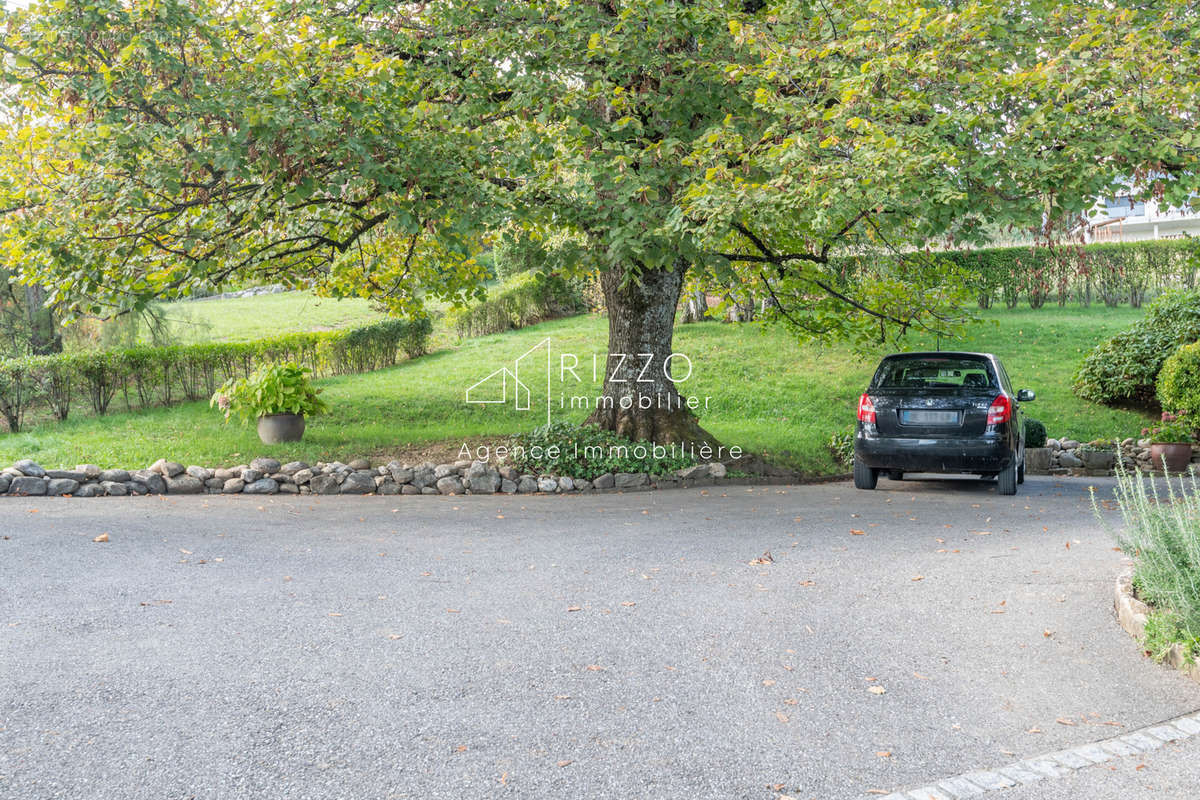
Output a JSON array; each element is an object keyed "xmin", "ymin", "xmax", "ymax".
[{"xmin": 1, "ymin": 0, "xmax": 1197, "ymax": 444}]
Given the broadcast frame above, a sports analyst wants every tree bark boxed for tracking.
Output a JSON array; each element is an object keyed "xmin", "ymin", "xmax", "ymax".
[
  {"xmin": 586, "ymin": 261, "xmax": 717, "ymax": 449},
  {"xmin": 680, "ymin": 288, "xmax": 710, "ymax": 323}
]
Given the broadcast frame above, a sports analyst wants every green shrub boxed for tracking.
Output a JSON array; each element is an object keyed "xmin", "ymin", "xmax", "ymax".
[
  {"xmin": 828, "ymin": 428, "xmax": 854, "ymax": 467},
  {"xmin": 1073, "ymin": 289, "xmax": 1200, "ymax": 405},
  {"xmin": 1100, "ymin": 465, "xmax": 1200, "ymax": 654},
  {"xmin": 1024, "ymin": 417, "xmax": 1047, "ymax": 448},
  {"xmin": 0, "ymin": 357, "xmax": 40, "ymax": 433},
  {"xmin": 1157, "ymin": 341, "xmax": 1200, "ymax": 417},
  {"xmin": 506, "ymin": 421, "xmax": 695, "ymax": 480},
  {"xmin": 448, "ymin": 272, "xmax": 585, "ymax": 338}
]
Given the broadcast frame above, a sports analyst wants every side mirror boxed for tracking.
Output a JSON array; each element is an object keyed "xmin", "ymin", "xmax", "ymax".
[{"xmin": 1016, "ymin": 389, "xmax": 1035, "ymax": 402}]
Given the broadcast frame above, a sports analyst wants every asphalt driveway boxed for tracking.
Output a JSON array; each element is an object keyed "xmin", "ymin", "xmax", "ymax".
[{"xmin": 2, "ymin": 476, "xmax": 1198, "ymax": 799}]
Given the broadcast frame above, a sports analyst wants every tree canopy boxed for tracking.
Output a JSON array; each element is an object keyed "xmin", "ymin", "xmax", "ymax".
[{"xmin": 3, "ymin": 1, "xmax": 1196, "ymax": 341}]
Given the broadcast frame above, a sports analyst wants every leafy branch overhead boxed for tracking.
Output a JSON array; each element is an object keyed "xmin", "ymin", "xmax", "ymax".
[{"xmin": 0, "ymin": 0, "xmax": 1197, "ymax": 347}]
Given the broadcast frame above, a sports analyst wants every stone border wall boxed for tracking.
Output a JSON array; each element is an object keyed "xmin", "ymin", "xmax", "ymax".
[
  {"xmin": 1025, "ymin": 436, "xmax": 1200, "ymax": 477},
  {"xmin": 1, "ymin": 457, "xmax": 730, "ymax": 498},
  {"xmin": 1114, "ymin": 568, "xmax": 1200, "ymax": 684}
]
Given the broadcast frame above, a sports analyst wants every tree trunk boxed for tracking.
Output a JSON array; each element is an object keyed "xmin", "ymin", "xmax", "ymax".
[
  {"xmin": 586, "ymin": 262, "xmax": 717, "ymax": 449},
  {"xmin": 23, "ymin": 284, "xmax": 61, "ymax": 355},
  {"xmin": 680, "ymin": 288, "xmax": 709, "ymax": 323}
]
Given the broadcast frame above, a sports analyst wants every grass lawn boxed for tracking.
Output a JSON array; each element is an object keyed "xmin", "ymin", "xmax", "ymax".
[
  {"xmin": 155, "ymin": 291, "xmax": 390, "ymax": 344},
  {"xmin": 0, "ymin": 303, "xmax": 1152, "ymax": 472}
]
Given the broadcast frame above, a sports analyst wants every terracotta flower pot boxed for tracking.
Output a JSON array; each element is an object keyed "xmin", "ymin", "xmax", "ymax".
[
  {"xmin": 1150, "ymin": 442, "xmax": 1192, "ymax": 473},
  {"xmin": 257, "ymin": 413, "xmax": 306, "ymax": 444}
]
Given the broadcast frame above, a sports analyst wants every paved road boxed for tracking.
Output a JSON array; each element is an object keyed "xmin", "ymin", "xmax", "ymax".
[{"xmin": 1, "ymin": 476, "xmax": 1198, "ymax": 799}]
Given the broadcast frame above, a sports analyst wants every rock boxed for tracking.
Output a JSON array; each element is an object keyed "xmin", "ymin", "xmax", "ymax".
[
  {"xmin": 465, "ymin": 461, "xmax": 500, "ymax": 494},
  {"xmin": 76, "ymin": 464, "xmax": 101, "ymax": 480},
  {"xmin": 8, "ymin": 476, "xmax": 46, "ymax": 495},
  {"xmin": 46, "ymin": 470, "xmax": 86, "ymax": 482},
  {"xmin": 130, "ymin": 470, "xmax": 167, "ymax": 494},
  {"xmin": 517, "ymin": 476, "xmax": 539, "ymax": 493},
  {"xmin": 214, "ymin": 468, "xmax": 236, "ymax": 482},
  {"xmin": 340, "ymin": 472, "xmax": 377, "ymax": 494},
  {"xmin": 654, "ymin": 474, "xmax": 680, "ymax": 488},
  {"xmin": 348, "ymin": 457, "xmax": 371, "ymax": 470},
  {"xmin": 421, "ymin": 487, "xmax": 439, "ymax": 495},
  {"xmin": 50, "ymin": 478, "xmax": 81, "ymax": 495},
  {"xmin": 411, "ymin": 466, "xmax": 437, "ymax": 489},
  {"xmin": 1081, "ymin": 449, "xmax": 1116, "ymax": 471},
  {"xmin": 1122, "ymin": 438, "xmax": 1135, "ymax": 447},
  {"xmin": 292, "ymin": 468, "xmax": 314, "ymax": 485},
  {"xmin": 280, "ymin": 461, "xmax": 309, "ymax": 475},
  {"xmin": 278, "ymin": 482, "xmax": 299, "ymax": 494},
  {"xmin": 454, "ymin": 459, "xmax": 472, "ymax": 469},
  {"xmin": 223, "ymin": 478, "xmax": 246, "ymax": 494},
  {"xmin": 557, "ymin": 476, "xmax": 575, "ymax": 492},
  {"xmin": 614, "ymin": 472, "xmax": 649, "ymax": 489},
  {"xmin": 269, "ymin": 472, "xmax": 292, "ymax": 484},
  {"xmin": 388, "ymin": 465, "xmax": 414, "ymax": 485},
  {"xmin": 186, "ymin": 465, "xmax": 213, "ymax": 481},
  {"xmin": 311, "ymin": 474, "xmax": 340, "ymax": 495},
  {"xmin": 1045, "ymin": 438, "xmax": 1060, "ymax": 450},
  {"xmin": 0, "ymin": 474, "xmax": 9, "ymax": 493},
  {"xmin": 250, "ymin": 457, "xmax": 281, "ymax": 473},
  {"xmin": 13, "ymin": 459, "xmax": 46, "ymax": 478},
  {"xmin": 500, "ymin": 479, "xmax": 518, "ymax": 494},
  {"xmin": 126, "ymin": 481, "xmax": 148, "ymax": 496},
  {"xmin": 165, "ymin": 475, "xmax": 204, "ymax": 494},
  {"xmin": 575, "ymin": 479, "xmax": 592, "ymax": 492},
  {"xmin": 244, "ymin": 478, "xmax": 279, "ymax": 495},
  {"xmin": 163, "ymin": 461, "xmax": 186, "ymax": 477},
  {"xmin": 1057, "ymin": 451, "xmax": 1083, "ymax": 468},
  {"xmin": 434, "ymin": 463, "xmax": 458, "ymax": 479},
  {"xmin": 709, "ymin": 462, "xmax": 727, "ymax": 479},
  {"xmin": 74, "ymin": 483, "xmax": 103, "ymax": 498},
  {"xmin": 100, "ymin": 480, "xmax": 128, "ymax": 496},
  {"xmin": 678, "ymin": 464, "xmax": 710, "ymax": 480},
  {"xmin": 499, "ymin": 466, "xmax": 519, "ymax": 481},
  {"xmin": 1060, "ymin": 439, "xmax": 1080, "ymax": 450},
  {"xmin": 379, "ymin": 481, "xmax": 401, "ymax": 496},
  {"xmin": 1024, "ymin": 447, "xmax": 1052, "ymax": 474},
  {"xmin": 537, "ymin": 476, "xmax": 559, "ymax": 493},
  {"xmin": 98, "ymin": 468, "xmax": 131, "ymax": 483},
  {"xmin": 204, "ymin": 477, "xmax": 224, "ymax": 489},
  {"xmin": 593, "ymin": 473, "xmax": 615, "ymax": 490},
  {"xmin": 401, "ymin": 485, "xmax": 422, "ymax": 495},
  {"xmin": 241, "ymin": 468, "xmax": 264, "ymax": 483},
  {"xmin": 436, "ymin": 476, "xmax": 464, "ymax": 495}
]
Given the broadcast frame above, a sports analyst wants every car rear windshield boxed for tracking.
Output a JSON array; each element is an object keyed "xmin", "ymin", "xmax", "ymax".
[{"xmin": 872, "ymin": 357, "xmax": 996, "ymax": 390}]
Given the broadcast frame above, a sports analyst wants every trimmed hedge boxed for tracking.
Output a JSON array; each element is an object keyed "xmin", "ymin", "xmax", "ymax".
[
  {"xmin": 447, "ymin": 272, "xmax": 587, "ymax": 338},
  {"xmin": 1073, "ymin": 289, "xmax": 1200, "ymax": 406},
  {"xmin": 0, "ymin": 317, "xmax": 431, "ymax": 433},
  {"xmin": 941, "ymin": 239, "xmax": 1199, "ymax": 309},
  {"xmin": 1024, "ymin": 418, "xmax": 1047, "ymax": 448},
  {"xmin": 1157, "ymin": 341, "xmax": 1200, "ymax": 417}
]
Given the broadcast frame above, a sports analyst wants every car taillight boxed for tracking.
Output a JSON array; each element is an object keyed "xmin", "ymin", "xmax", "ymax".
[
  {"xmin": 987, "ymin": 393, "xmax": 1011, "ymax": 425},
  {"xmin": 857, "ymin": 393, "xmax": 876, "ymax": 424}
]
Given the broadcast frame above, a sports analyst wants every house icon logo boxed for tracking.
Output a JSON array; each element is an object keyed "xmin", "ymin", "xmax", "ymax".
[{"xmin": 464, "ymin": 337, "xmax": 552, "ymax": 425}]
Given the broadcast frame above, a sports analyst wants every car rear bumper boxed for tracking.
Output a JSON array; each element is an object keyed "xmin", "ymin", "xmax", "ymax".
[{"xmin": 855, "ymin": 430, "xmax": 1015, "ymax": 474}]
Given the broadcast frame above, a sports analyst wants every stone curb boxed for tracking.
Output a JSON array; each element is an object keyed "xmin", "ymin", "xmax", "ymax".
[
  {"xmin": 874, "ymin": 709, "xmax": 1200, "ymax": 800},
  {"xmin": 1114, "ymin": 567, "xmax": 1200, "ymax": 684}
]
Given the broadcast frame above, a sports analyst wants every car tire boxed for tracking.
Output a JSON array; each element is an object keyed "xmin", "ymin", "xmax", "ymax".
[
  {"xmin": 888, "ymin": 470, "xmax": 904, "ymax": 481},
  {"xmin": 1017, "ymin": 459, "xmax": 1025, "ymax": 485},
  {"xmin": 997, "ymin": 462, "xmax": 1018, "ymax": 495},
  {"xmin": 853, "ymin": 457, "xmax": 878, "ymax": 490}
]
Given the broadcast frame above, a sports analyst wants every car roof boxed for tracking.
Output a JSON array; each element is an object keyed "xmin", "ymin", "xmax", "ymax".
[{"xmin": 878, "ymin": 351, "xmax": 996, "ymax": 361}]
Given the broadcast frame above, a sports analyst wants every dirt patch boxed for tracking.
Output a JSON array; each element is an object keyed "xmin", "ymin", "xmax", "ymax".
[{"xmin": 367, "ymin": 436, "xmax": 498, "ymax": 466}]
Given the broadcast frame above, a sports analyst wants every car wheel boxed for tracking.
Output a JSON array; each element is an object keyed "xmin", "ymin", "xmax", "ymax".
[
  {"xmin": 888, "ymin": 470, "xmax": 904, "ymax": 481},
  {"xmin": 997, "ymin": 462, "xmax": 1018, "ymax": 495},
  {"xmin": 853, "ymin": 456, "xmax": 878, "ymax": 490},
  {"xmin": 1017, "ymin": 459, "xmax": 1025, "ymax": 485}
]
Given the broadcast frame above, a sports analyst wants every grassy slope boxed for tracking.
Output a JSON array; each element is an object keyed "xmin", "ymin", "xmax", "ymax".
[
  {"xmin": 157, "ymin": 291, "xmax": 388, "ymax": 344},
  {"xmin": 0, "ymin": 302, "xmax": 1149, "ymax": 471}
]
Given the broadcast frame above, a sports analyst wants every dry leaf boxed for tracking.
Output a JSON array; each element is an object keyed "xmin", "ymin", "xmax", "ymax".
[
  {"xmin": 586, "ymin": 664, "xmax": 605, "ymax": 671},
  {"xmin": 620, "ymin": 601, "xmax": 636, "ymax": 607},
  {"xmin": 179, "ymin": 548, "xmax": 192, "ymax": 555},
  {"xmin": 1044, "ymin": 629, "xmax": 1054, "ymax": 637},
  {"xmin": 850, "ymin": 529, "xmax": 866, "ymax": 535},
  {"xmin": 749, "ymin": 551, "xmax": 774, "ymax": 565},
  {"xmin": 876, "ymin": 751, "xmax": 892, "ymax": 758},
  {"xmin": 328, "ymin": 612, "xmax": 342, "ymax": 617},
  {"xmin": 775, "ymin": 711, "xmax": 789, "ymax": 723},
  {"xmin": 557, "ymin": 760, "xmax": 572, "ymax": 767},
  {"xmin": 92, "ymin": 533, "xmax": 109, "ymax": 543},
  {"xmin": 784, "ymin": 698, "xmax": 798, "ymax": 705},
  {"xmin": 446, "ymin": 608, "xmax": 460, "ymax": 613},
  {"xmin": 762, "ymin": 679, "xmax": 776, "ymax": 686},
  {"xmin": 913, "ymin": 671, "xmax": 930, "ymax": 680},
  {"xmin": 567, "ymin": 606, "xmax": 582, "ymax": 612},
  {"xmin": 912, "ymin": 575, "xmax": 924, "ymax": 581},
  {"xmin": 868, "ymin": 686, "xmax": 886, "ymax": 695},
  {"xmin": 455, "ymin": 745, "xmax": 467, "ymax": 752},
  {"xmin": 1056, "ymin": 718, "xmax": 1076, "ymax": 726},
  {"xmin": 388, "ymin": 634, "xmax": 402, "ymax": 640}
]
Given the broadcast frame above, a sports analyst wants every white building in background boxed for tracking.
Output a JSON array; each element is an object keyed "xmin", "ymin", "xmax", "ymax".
[{"xmin": 1082, "ymin": 192, "xmax": 1200, "ymax": 243}]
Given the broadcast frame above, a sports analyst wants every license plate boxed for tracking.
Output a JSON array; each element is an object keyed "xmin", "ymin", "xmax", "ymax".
[{"xmin": 900, "ymin": 409, "xmax": 961, "ymax": 425}]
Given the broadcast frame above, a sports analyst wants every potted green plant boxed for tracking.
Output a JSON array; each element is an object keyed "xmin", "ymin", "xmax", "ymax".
[
  {"xmin": 211, "ymin": 362, "xmax": 329, "ymax": 444},
  {"xmin": 1143, "ymin": 411, "xmax": 1197, "ymax": 473}
]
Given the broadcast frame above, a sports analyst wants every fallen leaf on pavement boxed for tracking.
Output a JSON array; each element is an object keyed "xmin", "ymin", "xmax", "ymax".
[
  {"xmin": 586, "ymin": 665, "xmax": 605, "ymax": 671},
  {"xmin": 557, "ymin": 760, "xmax": 572, "ymax": 767},
  {"xmin": 749, "ymin": 551, "xmax": 774, "ymax": 565},
  {"xmin": 92, "ymin": 533, "xmax": 109, "ymax": 543},
  {"xmin": 1056, "ymin": 718, "xmax": 1076, "ymax": 726},
  {"xmin": 913, "ymin": 671, "xmax": 930, "ymax": 680},
  {"xmin": 567, "ymin": 606, "xmax": 581, "ymax": 612},
  {"xmin": 912, "ymin": 575, "xmax": 924, "ymax": 581},
  {"xmin": 775, "ymin": 712, "xmax": 789, "ymax": 723},
  {"xmin": 868, "ymin": 686, "xmax": 886, "ymax": 695},
  {"xmin": 621, "ymin": 601, "xmax": 636, "ymax": 607},
  {"xmin": 876, "ymin": 751, "xmax": 892, "ymax": 758},
  {"xmin": 446, "ymin": 608, "xmax": 460, "ymax": 613},
  {"xmin": 850, "ymin": 529, "xmax": 865, "ymax": 535},
  {"xmin": 763, "ymin": 679, "xmax": 776, "ymax": 686},
  {"xmin": 455, "ymin": 745, "xmax": 467, "ymax": 752}
]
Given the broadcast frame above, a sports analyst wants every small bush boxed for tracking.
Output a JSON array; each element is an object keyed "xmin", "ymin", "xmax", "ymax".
[
  {"xmin": 828, "ymin": 428, "xmax": 854, "ymax": 467},
  {"xmin": 1157, "ymin": 341, "xmax": 1200, "ymax": 417},
  {"xmin": 448, "ymin": 272, "xmax": 585, "ymax": 338},
  {"xmin": 1024, "ymin": 417, "xmax": 1047, "ymax": 448},
  {"xmin": 1073, "ymin": 289, "xmax": 1200, "ymax": 405},
  {"xmin": 506, "ymin": 421, "xmax": 695, "ymax": 479},
  {"xmin": 1100, "ymin": 465, "xmax": 1200, "ymax": 653}
]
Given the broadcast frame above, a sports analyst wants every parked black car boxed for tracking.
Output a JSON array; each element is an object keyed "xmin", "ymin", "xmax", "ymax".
[{"xmin": 853, "ymin": 352, "xmax": 1034, "ymax": 495}]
